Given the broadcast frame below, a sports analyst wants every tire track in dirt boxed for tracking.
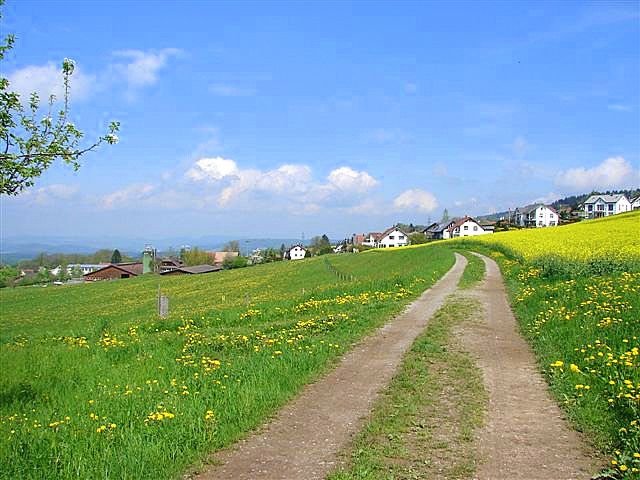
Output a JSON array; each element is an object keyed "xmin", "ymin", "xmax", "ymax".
[
  {"xmin": 195, "ymin": 253, "xmax": 467, "ymax": 480},
  {"xmin": 461, "ymin": 253, "xmax": 602, "ymax": 480}
]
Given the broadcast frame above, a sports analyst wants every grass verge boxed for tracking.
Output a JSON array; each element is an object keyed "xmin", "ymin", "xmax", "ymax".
[
  {"xmin": 328, "ymin": 295, "xmax": 487, "ymax": 480},
  {"xmin": 457, "ymin": 251, "xmax": 485, "ymax": 290}
]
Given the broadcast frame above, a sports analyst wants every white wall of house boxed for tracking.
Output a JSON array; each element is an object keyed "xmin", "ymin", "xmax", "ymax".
[
  {"xmin": 584, "ymin": 197, "xmax": 632, "ymax": 218},
  {"xmin": 287, "ymin": 246, "xmax": 306, "ymax": 260},
  {"xmin": 516, "ymin": 205, "xmax": 558, "ymax": 227},
  {"xmin": 362, "ymin": 234, "xmax": 378, "ymax": 247},
  {"xmin": 450, "ymin": 219, "xmax": 490, "ymax": 237},
  {"xmin": 377, "ymin": 229, "xmax": 408, "ymax": 248}
]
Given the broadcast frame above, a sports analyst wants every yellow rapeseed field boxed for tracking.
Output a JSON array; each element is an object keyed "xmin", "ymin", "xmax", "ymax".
[{"xmin": 467, "ymin": 211, "xmax": 640, "ymax": 262}]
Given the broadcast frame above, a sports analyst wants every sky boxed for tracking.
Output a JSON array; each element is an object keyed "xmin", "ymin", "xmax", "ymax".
[{"xmin": 1, "ymin": 0, "xmax": 639, "ymax": 242}]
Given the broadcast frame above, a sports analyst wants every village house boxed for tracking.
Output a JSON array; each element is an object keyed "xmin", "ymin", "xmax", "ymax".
[
  {"xmin": 207, "ymin": 251, "xmax": 239, "ymax": 266},
  {"xmin": 159, "ymin": 264, "xmax": 221, "ymax": 276},
  {"xmin": 581, "ymin": 194, "xmax": 632, "ymax": 219},
  {"xmin": 362, "ymin": 232, "xmax": 381, "ymax": 247},
  {"xmin": 284, "ymin": 244, "xmax": 307, "ymax": 260},
  {"xmin": 424, "ymin": 216, "xmax": 492, "ymax": 239},
  {"xmin": 630, "ymin": 196, "xmax": 640, "ymax": 210},
  {"xmin": 84, "ymin": 262, "xmax": 143, "ymax": 281},
  {"xmin": 65, "ymin": 264, "xmax": 106, "ymax": 275},
  {"xmin": 376, "ymin": 226, "xmax": 409, "ymax": 248},
  {"xmin": 514, "ymin": 204, "xmax": 559, "ymax": 227},
  {"xmin": 351, "ymin": 233, "xmax": 365, "ymax": 246},
  {"xmin": 159, "ymin": 257, "xmax": 184, "ymax": 274}
]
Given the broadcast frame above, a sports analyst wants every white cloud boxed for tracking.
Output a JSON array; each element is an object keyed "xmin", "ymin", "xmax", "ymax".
[
  {"xmin": 102, "ymin": 183, "xmax": 156, "ymax": 209},
  {"xmin": 393, "ymin": 189, "xmax": 438, "ymax": 213},
  {"xmin": 608, "ymin": 104, "xmax": 632, "ymax": 112},
  {"xmin": 327, "ymin": 167, "xmax": 378, "ymax": 193},
  {"xmin": 112, "ymin": 48, "xmax": 181, "ymax": 88},
  {"xmin": 22, "ymin": 184, "xmax": 80, "ymax": 205},
  {"xmin": 6, "ymin": 62, "xmax": 94, "ymax": 103},
  {"xmin": 186, "ymin": 157, "xmax": 239, "ymax": 182},
  {"xmin": 209, "ymin": 84, "xmax": 256, "ymax": 96},
  {"xmin": 186, "ymin": 157, "xmax": 377, "ymax": 208},
  {"xmin": 404, "ymin": 82, "xmax": 418, "ymax": 94},
  {"xmin": 555, "ymin": 156, "xmax": 639, "ymax": 191}
]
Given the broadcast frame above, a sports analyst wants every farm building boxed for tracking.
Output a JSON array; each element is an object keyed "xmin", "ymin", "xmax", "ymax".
[
  {"xmin": 207, "ymin": 251, "xmax": 239, "ymax": 265},
  {"xmin": 84, "ymin": 263, "xmax": 143, "ymax": 281},
  {"xmin": 159, "ymin": 257, "xmax": 184, "ymax": 273},
  {"xmin": 514, "ymin": 204, "xmax": 559, "ymax": 227},
  {"xmin": 159, "ymin": 264, "xmax": 221, "ymax": 276},
  {"xmin": 632, "ymin": 196, "xmax": 640, "ymax": 210},
  {"xmin": 284, "ymin": 245, "xmax": 307, "ymax": 260}
]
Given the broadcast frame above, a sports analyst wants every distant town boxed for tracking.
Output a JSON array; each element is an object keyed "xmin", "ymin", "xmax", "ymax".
[{"xmin": 1, "ymin": 189, "xmax": 638, "ymax": 288}]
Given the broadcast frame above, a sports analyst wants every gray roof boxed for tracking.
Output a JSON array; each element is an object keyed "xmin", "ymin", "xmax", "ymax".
[
  {"xmin": 160, "ymin": 264, "xmax": 221, "ymax": 275},
  {"xmin": 583, "ymin": 194, "xmax": 628, "ymax": 204},
  {"xmin": 516, "ymin": 203, "xmax": 543, "ymax": 215}
]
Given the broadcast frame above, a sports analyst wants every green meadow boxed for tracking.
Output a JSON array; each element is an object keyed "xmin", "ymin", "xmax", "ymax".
[{"xmin": 0, "ymin": 246, "xmax": 454, "ymax": 479}]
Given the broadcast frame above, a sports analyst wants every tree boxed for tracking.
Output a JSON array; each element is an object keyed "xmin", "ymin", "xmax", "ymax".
[
  {"xmin": 0, "ymin": 2, "xmax": 119, "ymax": 195},
  {"xmin": 223, "ymin": 240, "xmax": 240, "ymax": 253},
  {"xmin": 182, "ymin": 247, "xmax": 212, "ymax": 266},
  {"xmin": 408, "ymin": 232, "xmax": 428, "ymax": 245},
  {"xmin": 110, "ymin": 249, "xmax": 122, "ymax": 264}
]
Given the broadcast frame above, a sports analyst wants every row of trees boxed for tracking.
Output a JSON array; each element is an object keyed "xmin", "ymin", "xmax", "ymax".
[{"xmin": 13, "ymin": 248, "xmax": 130, "ymax": 270}]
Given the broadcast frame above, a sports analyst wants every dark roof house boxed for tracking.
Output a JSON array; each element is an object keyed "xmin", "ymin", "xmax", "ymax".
[
  {"xmin": 159, "ymin": 264, "xmax": 222, "ymax": 276},
  {"xmin": 84, "ymin": 262, "xmax": 143, "ymax": 281}
]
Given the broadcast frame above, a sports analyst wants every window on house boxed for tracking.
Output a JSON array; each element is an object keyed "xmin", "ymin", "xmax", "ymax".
[
  {"xmin": 597, "ymin": 204, "xmax": 604, "ymax": 210},
  {"xmin": 588, "ymin": 205, "xmax": 593, "ymax": 211},
  {"xmin": 398, "ymin": 235, "xmax": 404, "ymax": 240},
  {"xmin": 473, "ymin": 226, "xmax": 478, "ymax": 231},
  {"xmin": 608, "ymin": 204, "xmax": 614, "ymax": 211},
  {"xmin": 463, "ymin": 225, "xmax": 469, "ymax": 230},
  {"xmin": 389, "ymin": 235, "xmax": 395, "ymax": 240}
]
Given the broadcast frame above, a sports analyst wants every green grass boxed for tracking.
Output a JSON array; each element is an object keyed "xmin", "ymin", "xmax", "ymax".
[
  {"xmin": 328, "ymin": 295, "xmax": 487, "ymax": 480},
  {"xmin": 457, "ymin": 251, "xmax": 485, "ymax": 289},
  {"xmin": 496, "ymin": 260, "xmax": 640, "ymax": 478},
  {"xmin": 0, "ymin": 247, "xmax": 454, "ymax": 479}
]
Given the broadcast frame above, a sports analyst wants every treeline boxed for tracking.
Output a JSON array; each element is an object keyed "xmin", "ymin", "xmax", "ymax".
[{"xmin": 12, "ymin": 249, "xmax": 134, "ymax": 269}]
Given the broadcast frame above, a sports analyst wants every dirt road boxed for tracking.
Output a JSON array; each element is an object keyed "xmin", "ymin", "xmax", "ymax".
[
  {"xmin": 197, "ymin": 254, "xmax": 467, "ymax": 480},
  {"xmin": 461, "ymin": 253, "xmax": 601, "ymax": 479}
]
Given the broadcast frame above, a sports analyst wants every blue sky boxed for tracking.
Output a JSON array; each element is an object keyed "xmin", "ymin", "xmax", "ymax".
[{"xmin": 1, "ymin": 0, "xmax": 639, "ymax": 240}]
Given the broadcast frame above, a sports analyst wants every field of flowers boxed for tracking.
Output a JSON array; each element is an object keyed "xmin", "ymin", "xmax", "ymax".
[
  {"xmin": 452, "ymin": 212, "xmax": 640, "ymax": 478},
  {"xmin": 0, "ymin": 246, "xmax": 454, "ymax": 479},
  {"xmin": 462, "ymin": 210, "xmax": 640, "ymax": 273}
]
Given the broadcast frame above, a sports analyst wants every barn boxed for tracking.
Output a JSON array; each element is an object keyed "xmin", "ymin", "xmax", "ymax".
[{"xmin": 84, "ymin": 263, "xmax": 143, "ymax": 281}]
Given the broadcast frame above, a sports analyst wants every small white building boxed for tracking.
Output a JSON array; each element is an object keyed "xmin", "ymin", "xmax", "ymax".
[
  {"xmin": 377, "ymin": 227, "xmax": 409, "ymax": 248},
  {"xmin": 67, "ymin": 264, "xmax": 106, "ymax": 275},
  {"xmin": 582, "ymin": 194, "xmax": 631, "ymax": 219},
  {"xmin": 284, "ymin": 245, "xmax": 307, "ymax": 260},
  {"xmin": 362, "ymin": 232, "xmax": 381, "ymax": 247},
  {"xmin": 424, "ymin": 216, "xmax": 492, "ymax": 239},
  {"xmin": 448, "ymin": 216, "xmax": 492, "ymax": 237},
  {"xmin": 630, "ymin": 196, "xmax": 640, "ymax": 210},
  {"xmin": 514, "ymin": 204, "xmax": 559, "ymax": 228}
]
